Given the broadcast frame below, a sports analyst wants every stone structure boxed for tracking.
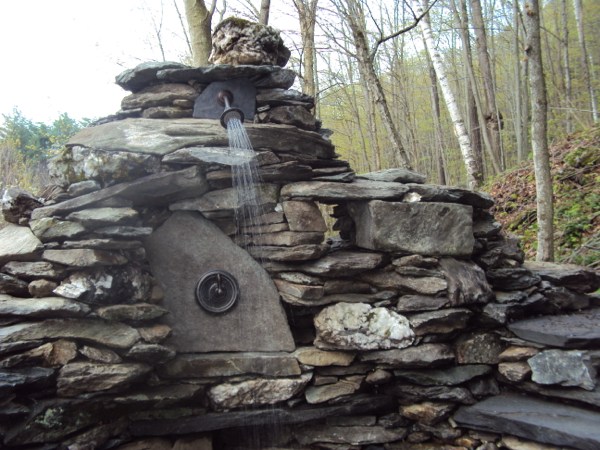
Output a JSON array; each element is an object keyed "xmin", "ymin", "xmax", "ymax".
[{"xmin": 1, "ymin": 61, "xmax": 600, "ymax": 450}]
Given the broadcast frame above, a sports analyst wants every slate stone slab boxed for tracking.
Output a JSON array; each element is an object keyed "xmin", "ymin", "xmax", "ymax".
[
  {"xmin": 281, "ymin": 180, "xmax": 409, "ymax": 202},
  {"xmin": 524, "ymin": 261, "xmax": 600, "ymax": 293},
  {"xmin": 144, "ymin": 211, "xmax": 295, "ymax": 352},
  {"xmin": 508, "ymin": 308, "xmax": 600, "ymax": 348},
  {"xmin": 404, "ymin": 183, "xmax": 495, "ymax": 209},
  {"xmin": 454, "ymin": 393, "xmax": 600, "ymax": 450},
  {"xmin": 394, "ymin": 364, "xmax": 491, "ymax": 386},
  {"xmin": 115, "ymin": 61, "xmax": 188, "ymax": 92},
  {"xmin": 348, "ymin": 201, "xmax": 474, "ymax": 256},
  {"xmin": 0, "ymin": 224, "xmax": 43, "ymax": 265},
  {"xmin": 129, "ymin": 395, "xmax": 395, "ymax": 435},
  {"xmin": 357, "ymin": 168, "xmax": 426, "ymax": 184}
]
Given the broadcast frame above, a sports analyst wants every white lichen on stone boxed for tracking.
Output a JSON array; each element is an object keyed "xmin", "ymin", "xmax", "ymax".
[{"xmin": 314, "ymin": 302, "xmax": 415, "ymax": 350}]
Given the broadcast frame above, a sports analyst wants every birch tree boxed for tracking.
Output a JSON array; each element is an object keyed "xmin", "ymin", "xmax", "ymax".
[
  {"xmin": 573, "ymin": 0, "xmax": 598, "ymax": 123},
  {"xmin": 184, "ymin": 0, "xmax": 217, "ymax": 66},
  {"xmin": 525, "ymin": 0, "xmax": 554, "ymax": 261},
  {"xmin": 412, "ymin": 0, "xmax": 482, "ymax": 189}
]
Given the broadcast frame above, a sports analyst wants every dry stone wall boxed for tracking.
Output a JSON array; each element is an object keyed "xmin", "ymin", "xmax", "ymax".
[{"xmin": 1, "ymin": 62, "xmax": 600, "ymax": 450}]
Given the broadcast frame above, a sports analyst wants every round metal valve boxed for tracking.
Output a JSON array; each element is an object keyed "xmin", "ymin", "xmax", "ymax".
[{"xmin": 195, "ymin": 270, "xmax": 239, "ymax": 314}]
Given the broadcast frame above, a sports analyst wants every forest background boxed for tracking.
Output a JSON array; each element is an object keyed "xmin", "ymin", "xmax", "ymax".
[{"xmin": 1, "ymin": 0, "xmax": 598, "ymax": 267}]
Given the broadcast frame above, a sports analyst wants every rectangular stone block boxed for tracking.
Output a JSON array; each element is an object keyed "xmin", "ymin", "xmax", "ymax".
[{"xmin": 348, "ymin": 201, "xmax": 474, "ymax": 256}]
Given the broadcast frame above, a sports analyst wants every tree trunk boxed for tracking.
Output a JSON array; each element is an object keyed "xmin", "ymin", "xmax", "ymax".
[
  {"xmin": 293, "ymin": 0, "xmax": 319, "ymax": 105},
  {"xmin": 573, "ymin": 0, "xmax": 598, "ymax": 123},
  {"xmin": 525, "ymin": 0, "xmax": 554, "ymax": 261},
  {"xmin": 470, "ymin": 0, "xmax": 504, "ymax": 170},
  {"xmin": 561, "ymin": 0, "xmax": 572, "ymax": 133},
  {"xmin": 184, "ymin": 0, "xmax": 215, "ymax": 66},
  {"xmin": 259, "ymin": 0, "xmax": 271, "ymax": 25},
  {"xmin": 414, "ymin": 0, "xmax": 482, "ymax": 189},
  {"xmin": 426, "ymin": 53, "xmax": 448, "ymax": 185}
]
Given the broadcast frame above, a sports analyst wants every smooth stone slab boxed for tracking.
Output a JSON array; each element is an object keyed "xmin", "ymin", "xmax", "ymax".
[
  {"xmin": 394, "ymin": 364, "xmax": 491, "ymax": 386},
  {"xmin": 524, "ymin": 261, "xmax": 600, "ymax": 293},
  {"xmin": 358, "ymin": 343, "xmax": 455, "ymax": 368},
  {"xmin": 404, "ymin": 183, "xmax": 494, "ymax": 208},
  {"xmin": 43, "ymin": 249, "xmax": 128, "ymax": 267},
  {"xmin": 58, "ymin": 362, "xmax": 151, "ymax": 396},
  {"xmin": 144, "ymin": 211, "xmax": 295, "ymax": 352},
  {"xmin": 349, "ymin": 201, "xmax": 474, "ymax": 256},
  {"xmin": 2, "ymin": 261, "xmax": 66, "ymax": 281},
  {"xmin": 115, "ymin": 61, "xmax": 188, "ymax": 92},
  {"xmin": 0, "ymin": 367, "xmax": 55, "ymax": 395},
  {"xmin": 66, "ymin": 207, "xmax": 139, "ymax": 228},
  {"xmin": 454, "ymin": 393, "xmax": 600, "ymax": 450},
  {"xmin": 296, "ymin": 251, "xmax": 385, "ymax": 277},
  {"xmin": 508, "ymin": 308, "xmax": 600, "ymax": 348},
  {"xmin": 159, "ymin": 353, "xmax": 301, "ymax": 378},
  {"xmin": 249, "ymin": 244, "xmax": 329, "ymax": 261},
  {"xmin": 130, "ymin": 395, "xmax": 395, "ymax": 435},
  {"xmin": 32, "ymin": 166, "xmax": 208, "ymax": 220},
  {"xmin": 295, "ymin": 424, "xmax": 406, "ymax": 445},
  {"xmin": 281, "ymin": 180, "xmax": 409, "ymax": 202},
  {"xmin": 67, "ymin": 118, "xmax": 334, "ymax": 159},
  {"xmin": 0, "ymin": 224, "xmax": 43, "ymax": 265},
  {"xmin": 0, "ymin": 294, "xmax": 90, "ymax": 318},
  {"xmin": 357, "ymin": 168, "xmax": 426, "ymax": 184}
]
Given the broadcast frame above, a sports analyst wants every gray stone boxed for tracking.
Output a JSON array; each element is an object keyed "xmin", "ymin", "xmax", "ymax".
[
  {"xmin": 296, "ymin": 251, "xmax": 385, "ymax": 277},
  {"xmin": 27, "ymin": 279, "xmax": 57, "ymax": 298},
  {"xmin": 508, "ymin": 308, "xmax": 600, "ymax": 348},
  {"xmin": 66, "ymin": 207, "xmax": 139, "ymax": 228},
  {"xmin": 520, "ymin": 381, "xmax": 600, "ymax": 410},
  {"xmin": 393, "ymin": 254, "xmax": 439, "ymax": 268},
  {"xmin": 357, "ymin": 168, "xmax": 426, "ymax": 184},
  {"xmin": 524, "ymin": 261, "xmax": 600, "ymax": 293},
  {"xmin": 96, "ymin": 303, "xmax": 168, "ymax": 321},
  {"xmin": 60, "ymin": 238, "xmax": 144, "ymax": 250},
  {"xmin": 54, "ymin": 266, "xmax": 151, "ymax": 304},
  {"xmin": 1, "ymin": 187, "xmax": 42, "ymax": 224},
  {"xmin": 244, "ymin": 230, "xmax": 324, "ymax": 247},
  {"xmin": 208, "ymin": 373, "xmax": 312, "ymax": 410},
  {"xmin": 57, "ymin": 362, "xmax": 151, "ymax": 396},
  {"xmin": 399, "ymin": 402, "xmax": 455, "ymax": 425},
  {"xmin": 486, "ymin": 268, "xmax": 541, "ymax": 290},
  {"xmin": 278, "ymin": 271, "xmax": 323, "ymax": 285},
  {"xmin": 66, "ymin": 119, "xmax": 334, "ymax": 159},
  {"xmin": 359, "ymin": 270, "xmax": 448, "ymax": 295},
  {"xmin": 138, "ymin": 324, "xmax": 172, "ymax": 344},
  {"xmin": 121, "ymin": 83, "xmax": 198, "ymax": 109},
  {"xmin": 80, "ymin": 345, "xmax": 122, "ymax": 363},
  {"xmin": 93, "ymin": 225, "xmax": 154, "ymax": 238},
  {"xmin": 249, "ymin": 244, "xmax": 329, "ymax": 261},
  {"xmin": 125, "ymin": 343, "xmax": 176, "ymax": 363},
  {"xmin": 476, "ymin": 236, "xmax": 524, "ymax": 269},
  {"xmin": 455, "ymin": 332, "xmax": 505, "ymax": 364},
  {"xmin": 0, "ymin": 224, "xmax": 43, "ymax": 265},
  {"xmin": 0, "ymin": 318, "xmax": 140, "ymax": 349},
  {"xmin": 43, "ymin": 248, "xmax": 128, "ymax": 267},
  {"xmin": 528, "ymin": 349, "xmax": 596, "ymax": 390},
  {"xmin": 404, "ymin": 183, "xmax": 494, "ymax": 208},
  {"xmin": 295, "ymin": 424, "xmax": 406, "ymax": 445},
  {"xmin": 0, "ymin": 294, "xmax": 90, "ymax": 318},
  {"xmin": 407, "ymin": 308, "xmax": 472, "ymax": 336},
  {"xmin": 314, "ymin": 302, "xmax": 415, "ymax": 350},
  {"xmin": 257, "ymin": 88, "xmax": 314, "ymax": 107},
  {"xmin": 281, "ymin": 179, "xmax": 409, "ymax": 202},
  {"xmin": 305, "ymin": 375, "xmax": 363, "ymax": 404},
  {"xmin": 359, "ymin": 343, "xmax": 455, "ymax": 368},
  {"xmin": 0, "ymin": 273, "xmax": 29, "ymax": 296},
  {"xmin": 274, "ymin": 279, "xmax": 324, "ymax": 300},
  {"xmin": 158, "ymin": 64, "xmax": 297, "ymax": 90},
  {"xmin": 32, "ymin": 166, "xmax": 209, "ymax": 220},
  {"xmin": 473, "ymin": 216, "xmax": 502, "ymax": 238},
  {"xmin": 170, "ymin": 183, "xmax": 279, "ymax": 214},
  {"xmin": 54, "ymin": 146, "xmax": 161, "ymax": 186},
  {"xmin": 142, "ymin": 106, "xmax": 192, "ymax": 118},
  {"xmin": 396, "ymin": 295, "xmax": 449, "ymax": 312},
  {"xmin": 454, "ymin": 393, "xmax": 600, "ymax": 450},
  {"xmin": 349, "ymin": 201, "xmax": 474, "ymax": 256},
  {"xmin": 394, "ymin": 365, "xmax": 491, "ymax": 386},
  {"xmin": 209, "ymin": 18, "xmax": 290, "ymax": 66},
  {"xmin": 115, "ymin": 61, "xmax": 188, "ymax": 92},
  {"xmin": 29, "ymin": 217, "xmax": 86, "ymax": 241},
  {"xmin": 0, "ymin": 367, "xmax": 55, "ymax": 395},
  {"xmin": 498, "ymin": 362, "xmax": 531, "ymax": 382},
  {"xmin": 67, "ymin": 180, "xmax": 102, "ymax": 197},
  {"xmin": 282, "ymin": 200, "xmax": 327, "ymax": 232},
  {"xmin": 385, "ymin": 383, "xmax": 475, "ymax": 405},
  {"xmin": 0, "ymin": 339, "xmax": 77, "ymax": 368},
  {"xmin": 324, "ymin": 279, "xmax": 372, "ymax": 294},
  {"xmin": 294, "ymin": 346, "xmax": 355, "ymax": 367},
  {"xmin": 2, "ymin": 261, "xmax": 66, "ymax": 280},
  {"xmin": 160, "ymin": 352, "xmax": 301, "ymax": 378},
  {"xmin": 544, "ymin": 286, "xmax": 590, "ymax": 310},
  {"xmin": 264, "ymin": 105, "xmax": 317, "ymax": 130},
  {"xmin": 439, "ymin": 258, "xmax": 493, "ymax": 305},
  {"xmin": 144, "ymin": 211, "xmax": 295, "ymax": 352}
]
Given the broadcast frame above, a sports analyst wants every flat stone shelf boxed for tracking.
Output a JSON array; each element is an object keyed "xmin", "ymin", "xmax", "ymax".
[
  {"xmin": 508, "ymin": 308, "xmax": 600, "ymax": 348},
  {"xmin": 454, "ymin": 393, "xmax": 600, "ymax": 450}
]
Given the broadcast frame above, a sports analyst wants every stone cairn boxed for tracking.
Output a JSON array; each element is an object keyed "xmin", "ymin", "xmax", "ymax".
[{"xmin": 1, "ymin": 58, "xmax": 600, "ymax": 449}]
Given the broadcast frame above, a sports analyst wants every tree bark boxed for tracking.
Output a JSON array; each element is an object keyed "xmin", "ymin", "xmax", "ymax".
[
  {"xmin": 561, "ymin": 0, "xmax": 572, "ymax": 133},
  {"xmin": 293, "ymin": 0, "xmax": 319, "ymax": 105},
  {"xmin": 413, "ymin": 0, "xmax": 482, "ymax": 189},
  {"xmin": 184, "ymin": 0, "xmax": 216, "ymax": 66},
  {"xmin": 259, "ymin": 0, "xmax": 271, "ymax": 25},
  {"xmin": 525, "ymin": 0, "xmax": 554, "ymax": 261},
  {"xmin": 469, "ymin": 0, "xmax": 504, "ymax": 170},
  {"xmin": 573, "ymin": 0, "xmax": 598, "ymax": 123}
]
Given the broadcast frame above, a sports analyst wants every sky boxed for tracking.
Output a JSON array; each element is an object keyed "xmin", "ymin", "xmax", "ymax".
[{"xmin": 0, "ymin": 0, "xmax": 298, "ymax": 124}]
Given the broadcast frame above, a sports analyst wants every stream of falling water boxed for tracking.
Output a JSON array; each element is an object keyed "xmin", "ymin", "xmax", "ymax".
[{"xmin": 225, "ymin": 117, "xmax": 266, "ymax": 248}]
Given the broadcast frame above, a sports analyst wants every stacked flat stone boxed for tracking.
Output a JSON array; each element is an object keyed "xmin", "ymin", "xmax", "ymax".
[{"xmin": 1, "ymin": 62, "xmax": 599, "ymax": 450}]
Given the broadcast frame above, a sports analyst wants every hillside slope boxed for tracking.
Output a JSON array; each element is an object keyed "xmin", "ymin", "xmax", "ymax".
[{"xmin": 487, "ymin": 126, "xmax": 600, "ymax": 267}]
